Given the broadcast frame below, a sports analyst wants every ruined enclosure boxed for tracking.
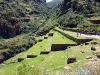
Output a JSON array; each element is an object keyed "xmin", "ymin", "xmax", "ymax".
[
  {"xmin": 67, "ymin": 57, "xmax": 76, "ymax": 64},
  {"xmin": 40, "ymin": 51, "xmax": 50, "ymax": 54},
  {"xmin": 54, "ymin": 29, "xmax": 92, "ymax": 45},
  {"xmin": 51, "ymin": 44, "xmax": 76, "ymax": 51},
  {"xmin": 38, "ymin": 39, "xmax": 43, "ymax": 42},
  {"xmin": 18, "ymin": 58, "xmax": 24, "ymax": 62},
  {"xmin": 48, "ymin": 33, "xmax": 53, "ymax": 36},
  {"xmin": 27, "ymin": 55, "xmax": 37, "ymax": 58},
  {"xmin": 44, "ymin": 37, "xmax": 48, "ymax": 39}
]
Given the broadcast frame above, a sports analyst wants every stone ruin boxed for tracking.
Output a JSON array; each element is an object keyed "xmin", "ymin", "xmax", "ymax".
[
  {"xmin": 67, "ymin": 57, "xmax": 76, "ymax": 64},
  {"xmin": 48, "ymin": 33, "xmax": 53, "ymax": 36},
  {"xmin": 85, "ymin": 42, "xmax": 89, "ymax": 45},
  {"xmin": 44, "ymin": 37, "xmax": 48, "ymax": 39},
  {"xmin": 97, "ymin": 54, "xmax": 100, "ymax": 59},
  {"xmin": 27, "ymin": 55, "xmax": 37, "ymax": 58},
  {"xmin": 40, "ymin": 51, "xmax": 50, "ymax": 54},
  {"xmin": 91, "ymin": 46, "xmax": 96, "ymax": 51},
  {"xmin": 51, "ymin": 44, "xmax": 76, "ymax": 51},
  {"xmin": 18, "ymin": 58, "xmax": 24, "ymax": 62},
  {"xmin": 38, "ymin": 39, "xmax": 43, "ymax": 42}
]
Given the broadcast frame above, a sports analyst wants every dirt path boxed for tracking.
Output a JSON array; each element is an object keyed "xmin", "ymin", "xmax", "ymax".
[{"xmin": 79, "ymin": 33, "xmax": 100, "ymax": 39}]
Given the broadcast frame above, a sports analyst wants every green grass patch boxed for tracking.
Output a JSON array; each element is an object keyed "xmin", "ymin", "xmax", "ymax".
[
  {"xmin": 55, "ymin": 27, "xmax": 87, "ymax": 39},
  {"xmin": 1, "ymin": 28, "xmax": 99, "ymax": 75},
  {"xmin": 52, "ymin": 30, "xmax": 76, "ymax": 44},
  {"xmin": 5, "ymin": 37, "xmax": 52, "ymax": 63}
]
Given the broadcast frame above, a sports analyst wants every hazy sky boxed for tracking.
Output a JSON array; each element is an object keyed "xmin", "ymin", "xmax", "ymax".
[{"xmin": 46, "ymin": 0, "xmax": 52, "ymax": 2}]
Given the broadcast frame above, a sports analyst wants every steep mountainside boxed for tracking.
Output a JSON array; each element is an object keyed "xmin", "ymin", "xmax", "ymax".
[
  {"xmin": 0, "ymin": 0, "xmax": 49, "ymax": 38},
  {"xmin": 54, "ymin": 0, "xmax": 100, "ymax": 30}
]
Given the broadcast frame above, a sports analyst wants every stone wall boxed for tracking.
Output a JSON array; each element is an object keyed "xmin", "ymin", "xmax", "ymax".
[
  {"xmin": 51, "ymin": 44, "xmax": 76, "ymax": 51},
  {"xmin": 54, "ymin": 29, "xmax": 92, "ymax": 45}
]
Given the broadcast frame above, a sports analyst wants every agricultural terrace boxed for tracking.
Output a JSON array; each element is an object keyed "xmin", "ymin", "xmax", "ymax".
[{"xmin": 0, "ymin": 28, "xmax": 100, "ymax": 75}]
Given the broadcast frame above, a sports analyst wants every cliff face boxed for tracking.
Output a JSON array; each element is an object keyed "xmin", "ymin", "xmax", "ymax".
[
  {"xmin": 0, "ymin": 20, "xmax": 20, "ymax": 38},
  {"xmin": 0, "ymin": 1, "xmax": 20, "ymax": 38}
]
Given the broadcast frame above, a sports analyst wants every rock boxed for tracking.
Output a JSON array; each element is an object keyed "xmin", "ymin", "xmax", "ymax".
[
  {"xmin": 91, "ymin": 46, "xmax": 96, "ymax": 51},
  {"xmin": 97, "ymin": 54, "xmax": 100, "ymax": 58},
  {"xmin": 85, "ymin": 42, "xmax": 89, "ymax": 45},
  {"xmin": 86, "ymin": 56, "xmax": 92, "ymax": 59},
  {"xmin": 0, "ymin": 20, "xmax": 20, "ymax": 38},
  {"xmin": 80, "ymin": 44, "xmax": 83, "ymax": 46},
  {"xmin": 91, "ymin": 41, "xmax": 98, "ymax": 45},
  {"xmin": 81, "ymin": 50, "xmax": 84, "ymax": 53}
]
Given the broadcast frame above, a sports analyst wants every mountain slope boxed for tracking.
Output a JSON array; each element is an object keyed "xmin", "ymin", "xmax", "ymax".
[
  {"xmin": 0, "ymin": 0, "xmax": 49, "ymax": 38},
  {"xmin": 54, "ymin": 0, "xmax": 100, "ymax": 30}
]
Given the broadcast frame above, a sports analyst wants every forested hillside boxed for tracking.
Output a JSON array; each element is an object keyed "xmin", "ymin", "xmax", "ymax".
[
  {"xmin": 0, "ymin": 0, "xmax": 51, "ymax": 38},
  {"xmin": 0, "ymin": 0, "xmax": 56, "ymax": 64},
  {"xmin": 0, "ymin": 0, "xmax": 100, "ymax": 75},
  {"xmin": 54, "ymin": 0, "xmax": 100, "ymax": 30}
]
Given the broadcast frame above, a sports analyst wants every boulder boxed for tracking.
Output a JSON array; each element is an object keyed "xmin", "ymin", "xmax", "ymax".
[
  {"xmin": 86, "ymin": 56, "xmax": 92, "ymax": 59},
  {"xmin": 97, "ymin": 54, "xmax": 100, "ymax": 59},
  {"xmin": 91, "ymin": 46, "xmax": 96, "ymax": 51},
  {"xmin": 81, "ymin": 50, "xmax": 84, "ymax": 53}
]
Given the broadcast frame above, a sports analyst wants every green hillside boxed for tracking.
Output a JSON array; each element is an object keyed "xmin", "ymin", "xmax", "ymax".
[
  {"xmin": 1, "ymin": 28, "xmax": 100, "ymax": 74},
  {"xmin": 0, "ymin": 0, "xmax": 100, "ymax": 75}
]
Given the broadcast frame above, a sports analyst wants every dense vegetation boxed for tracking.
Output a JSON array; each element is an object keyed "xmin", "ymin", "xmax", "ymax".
[{"xmin": 53, "ymin": 0, "xmax": 100, "ymax": 30}]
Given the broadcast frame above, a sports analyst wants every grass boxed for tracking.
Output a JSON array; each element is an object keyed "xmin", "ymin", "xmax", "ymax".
[
  {"xmin": 52, "ymin": 30, "xmax": 76, "ymax": 44},
  {"xmin": 5, "ymin": 37, "xmax": 52, "ymax": 63},
  {"xmin": 3, "ymin": 43, "xmax": 97, "ymax": 75},
  {"xmin": 0, "ymin": 34, "xmax": 29, "ymax": 46},
  {"xmin": 87, "ymin": 16, "xmax": 100, "ymax": 20},
  {"xmin": 55, "ymin": 27, "xmax": 87, "ymax": 39},
  {"xmin": 1, "ymin": 28, "xmax": 100, "ymax": 75},
  {"xmin": 0, "ymin": 49, "xmax": 8, "ymax": 53}
]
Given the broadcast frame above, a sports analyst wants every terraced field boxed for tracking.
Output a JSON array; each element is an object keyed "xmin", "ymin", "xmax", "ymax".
[{"xmin": 0, "ymin": 28, "xmax": 99, "ymax": 75}]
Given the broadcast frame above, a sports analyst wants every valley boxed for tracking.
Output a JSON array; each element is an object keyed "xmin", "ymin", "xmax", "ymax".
[{"xmin": 0, "ymin": 0, "xmax": 100, "ymax": 75}]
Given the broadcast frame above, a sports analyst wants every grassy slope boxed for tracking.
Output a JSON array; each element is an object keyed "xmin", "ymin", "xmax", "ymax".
[
  {"xmin": 0, "ymin": 28, "xmax": 99, "ymax": 75},
  {"xmin": 52, "ymin": 30, "xmax": 76, "ymax": 44},
  {"xmin": 55, "ymin": 27, "xmax": 87, "ymax": 39}
]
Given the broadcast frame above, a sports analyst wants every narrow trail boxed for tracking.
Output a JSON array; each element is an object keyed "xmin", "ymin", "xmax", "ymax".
[{"xmin": 79, "ymin": 33, "xmax": 100, "ymax": 39}]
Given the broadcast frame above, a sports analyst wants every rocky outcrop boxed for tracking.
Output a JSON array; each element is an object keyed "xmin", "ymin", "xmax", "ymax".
[{"xmin": 0, "ymin": 17, "xmax": 20, "ymax": 38}]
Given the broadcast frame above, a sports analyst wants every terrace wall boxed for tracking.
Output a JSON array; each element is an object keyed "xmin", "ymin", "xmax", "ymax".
[
  {"xmin": 89, "ymin": 20, "xmax": 100, "ymax": 24},
  {"xmin": 54, "ymin": 29, "xmax": 92, "ymax": 45},
  {"xmin": 51, "ymin": 44, "xmax": 76, "ymax": 51}
]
